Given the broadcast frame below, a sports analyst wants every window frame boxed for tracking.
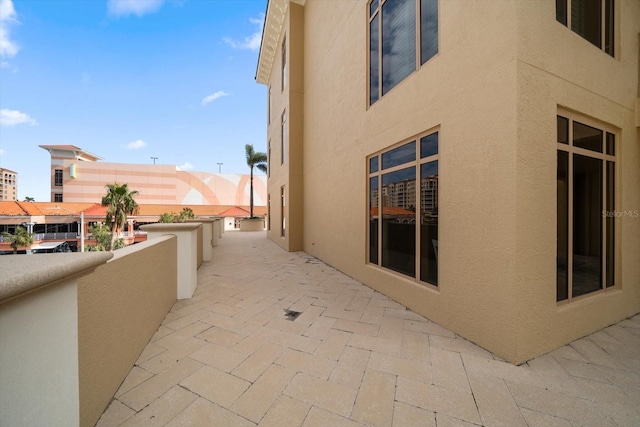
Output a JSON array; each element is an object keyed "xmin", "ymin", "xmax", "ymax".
[
  {"xmin": 54, "ymin": 169, "xmax": 63, "ymax": 187},
  {"xmin": 367, "ymin": 128, "xmax": 440, "ymax": 288},
  {"xmin": 281, "ymin": 110, "xmax": 287, "ymax": 165},
  {"xmin": 281, "ymin": 36, "xmax": 287, "ymax": 92},
  {"xmin": 556, "ymin": 0, "xmax": 615, "ymax": 57},
  {"xmin": 556, "ymin": 109, "xmax": 617, "ymax": 304},
  {"xmin": 367, "ymin": 0, "xmax": 439, "ymax": 106}
]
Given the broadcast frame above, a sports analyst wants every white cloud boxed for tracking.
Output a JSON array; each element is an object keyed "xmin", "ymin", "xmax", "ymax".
[
  {"xmin": 177, "ymin": 162, "xmax": 194, "ymax": 171},
  {"xmin": 125, "ymin": 139, "xmax": 146, "ymax": 150},
  {"xmin": 0, "ymin": 109, "xmax": 36, "ymax": 126},
  {"xmin": 201, "ymin": 91, "xmax": 229, "ymax": 106},
  {"xmin": 0, "ymin": 0, "xmax": 19, "ymax": 58},
  {"xmin": 223, "ymin": 14, "xmax": 264, "ymax": 51},
  {"xmin": 0, "ymin": 148, "xmax": 5, "ymax": 155},
  {"xmin": 107, "ymin": 0, "xmax": 165, "ymax": 17}
]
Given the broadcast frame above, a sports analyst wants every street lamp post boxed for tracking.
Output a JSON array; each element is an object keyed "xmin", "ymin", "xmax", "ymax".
[
  {"xmin": 151, "ymin": 157, "xmax": 158, "ymax": 165},
  {"xmin": 217, "ymin": 163, "xmax": 223, "ymax": 173}
]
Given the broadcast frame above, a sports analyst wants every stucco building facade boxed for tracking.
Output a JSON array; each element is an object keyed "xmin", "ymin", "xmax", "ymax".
[
  {"xmin": 257, "ymin": 0, "xmax": 640, "ymax": 363},
  {"xmin": 40, "ymin": 145, "xmax": 267, "ymax": 206}
]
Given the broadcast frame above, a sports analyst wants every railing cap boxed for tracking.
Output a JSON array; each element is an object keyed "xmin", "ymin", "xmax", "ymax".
[
  {"xmin": 0, "ymin": 252, "xmax": 113, "ymax": 305},
  {"xmin": 140, "ymin": 223, "xmax": 202, "ymax": 232}
]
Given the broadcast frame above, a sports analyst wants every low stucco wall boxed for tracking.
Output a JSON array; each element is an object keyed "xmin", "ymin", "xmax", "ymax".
[
  {"xmin": 196, "ymin": 224, "xmax": 203, "ymax": 268},
  {"xmin": 78, "ymin": 235, "xmax": 177, "ymax": 427}
]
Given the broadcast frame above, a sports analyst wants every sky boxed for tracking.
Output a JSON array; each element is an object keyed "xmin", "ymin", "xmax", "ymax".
[{"xmin": 0, "ymin": 0, "xmax": 268, "ymax": 202}]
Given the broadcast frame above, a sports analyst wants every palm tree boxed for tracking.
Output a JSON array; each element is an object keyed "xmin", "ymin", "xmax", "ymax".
[
  {"xmin": 101, "ymin": 183, "xmax": 139, "ymax": 250},
  {"xmin": 2, "ymin": 226, "xmax": 34, "ymax": 254},
  {"xmin": 245, "ymin": 144, "xmax": 267, "ymax": 218},
  {"xmin": 23, "ymin": 196, "xmax": 35, "ymax": 202}
]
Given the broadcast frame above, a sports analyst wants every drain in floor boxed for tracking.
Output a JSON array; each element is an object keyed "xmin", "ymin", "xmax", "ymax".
[{"xmin": 283, "ymin": 309, "xmax": 302, "ymax": 321}]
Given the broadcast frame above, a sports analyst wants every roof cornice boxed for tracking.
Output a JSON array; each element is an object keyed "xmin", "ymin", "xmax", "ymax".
[{"xmin": 255, "ymin": 0, "xmax": 305, "ymax": 85}]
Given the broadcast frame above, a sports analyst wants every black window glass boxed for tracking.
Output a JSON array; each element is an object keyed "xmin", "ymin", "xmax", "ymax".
[
  {"xmin": 382, "ymin": 167, "xmax": 416, "ymax": 277},
  {"xmin": 381, "ymin": 0, "xmax": 416, "ymax": 95},
  {"xmin": 420, "ymin": 161, "xmax": 438, "ymax": 285},
  {"xmin": 369, "ymin": 0, "xmax": 378, "ymax": 18},
  {"xmin": 420, "ymin": 132, "xmax": 438, "ymax": 158},
  {"xmin": 557, "ymin": 150, "xmax": 569, "ymax": 301},
  {"xmin": 420, "ymin": 0, "xmax": 438, "ymax": 64},
  {"xmin": 571, "ymin": 0, "xmax": 602, "ymax": 49},
  {"xmin": 572, "ymin": 153, "xmax": 602, "ymax": 298},
  {"xmin": 573, "ymin": 121, "xmax": 602, "ymax": 152},
  {"xmin": 370, "ymin": 176, "xmax": 379, "ymax": 264},
  {"xmin": 606, "ymin": 132, "xmax": 615, "ymax": 156},
  {"xmin": 556, "ymin": 0, "xmax": 568, "ymax": 25},
  {"xmin": 557, "ymin": 116, "xmax": 569, "ymax": 144},
  {"xmin": 604, "ymin": 0, "xmax": 614, "ymax": 55},
  {"xmin": 382, "ymin": 141, "xmax": 415, "ymax": 169},
  {"xmin": 370, "ymin": 156, "xmax": 379, "ymax": 173},
  {"xmin": 55, "ymin": 169, "xmax": 63, "ymax": 186},
  {"xmin": 606, "ymin": 161, "xmax": 614, "ymax": 287},
  {"xmin": 370, "ymin": 14, "xmax": 380, "ymax": 105}
]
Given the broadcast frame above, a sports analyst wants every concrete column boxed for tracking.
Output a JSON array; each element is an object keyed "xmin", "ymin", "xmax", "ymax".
[
  {"xmin": 186, "ymin": 219, "xmax": 214, "ymax": 261},
  {"xmin": 141, "ymin": 223, "xmax": 200, "ymax": 299}
]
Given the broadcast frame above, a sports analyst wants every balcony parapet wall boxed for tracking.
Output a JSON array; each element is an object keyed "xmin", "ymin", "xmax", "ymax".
[{"xmin": 0, "ymin": 252, "xmax": 112, "ymax": 427}]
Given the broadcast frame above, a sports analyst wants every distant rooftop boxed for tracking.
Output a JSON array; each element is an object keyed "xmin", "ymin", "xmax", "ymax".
[{"xmin": 39, "ymin": 145, "xmax": 103, "ymax": 162}]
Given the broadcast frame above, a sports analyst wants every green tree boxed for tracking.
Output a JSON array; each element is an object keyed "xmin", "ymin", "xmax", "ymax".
[
  {"xmin": 245, "ymin": 144, "xmax": 267, "ymax": 218},
  {"xmin": 86, "ymin": 224, "xmax": 125, "ymax": 251},
  {"xmin": 158, "ymin": 212, "xmax": 176, "ymax": 223},
  {"xmin": 178, "ymin": 207, "xmax": 195, "ymax": 222},
  {"xmin": 23, "ymin": 196, "xmax": 35, "ymax": 202},
  {"xmin": 2, "ymin": 226, "xmax": 34, "ymax": 254},
  {"xmin": 101, "ymin": 183, "xmax": 139, "ymax": 251}
]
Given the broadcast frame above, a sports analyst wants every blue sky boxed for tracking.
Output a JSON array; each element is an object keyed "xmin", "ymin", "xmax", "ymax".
[{"xmin": 0, "ymin": 0, "xmax": 268, "ymax": 201}]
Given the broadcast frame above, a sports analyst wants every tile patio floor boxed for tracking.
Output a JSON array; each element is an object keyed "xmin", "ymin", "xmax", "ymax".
[{"xmin": 97, "ymin": 231, "xmax": 640, "ymax": 427}]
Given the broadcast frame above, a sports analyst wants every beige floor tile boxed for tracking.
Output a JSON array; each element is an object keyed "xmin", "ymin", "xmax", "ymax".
[
  {"xmin": 329, "ymin": 345, "xmax": 370, "ymax": 389},
  {"xmin": 392, "ymin": 402, "xmax": 436, "ymax": 427},
  {"xmin": 396, "ymin": 377, "xmax": 481, "ymax": 424},
  {"xmin": 115, "ymin": 366, "xmax": 154, "ymax": 398},
  {"xmin": 303, "ymin": 315, "xmax": 337, "ymax": 340},
  {"xmin": 257, "ymin": 395, "xmax": 310, "ymax": 427},
  {"xmin": 276, "ymin": 348, "xmax": 336, "ymax": 379},
  {"xmin": 360, "ymin": 304, "xmax": 385, "ymax": 325},
  {"xmin": 266, "ymin": 316, "xmax": 309, "ymax": 335},
  {"xmin": 314, "ymin": 329, "xmax": 352, "ymax": 361},
  {"xmin": 302, "ymin": 406, "xmax": 365, "ymax": 427},
  {"xmin": 165, "ymin": 398, "xmax": 256, "ymax": 427},
  {"xmin": 385, "ymin": 308, "xmax": 430, "ymax": 322},
  {"xmin": 333, "ymin": 319, "xmax": 379, "ymax": 336},
  {"xmin": 230, "ymin": 364, "xmax": 296, "ymax": 422},
  {"xmin": 270, "ymin": 330, "xmax": 321, "ymax": 353},
  {"xmin": 232, "ymin": 342, "xmax": 284, "ymax": 382},
  {"xmin": 162, "ymin": 309, "xmax": 211, "ymax": 331},
  {"xmin": 435, "ymin": 413, "xmax": 481, "ymax": 427},
  {"xmin": 188, "ymin": 342, "xmax": 248, "ymax": 372},
  {"xmin": 323, "ymin": 307, "xmax": 364, "ymax": 321},
  {"xmin": 400, "ymin": 330, "xmax": 431, "ymax": 361},
  {"xmin": 180, "ymin": 365, "xmax": 250, "ymax": 408},
  {"xmin": 135, "ymin": 342, "xmax": 166, "ymax": 365},
  {"xmin": 197, "ymin": 325, "xmax": 245, "ymax": 347},
  {"xmin": 368, "ymin": 351, "xmax": 431, "ymax": 383},
  {"xmin": 284, "ymin": 373, "xmax": 357, "ymax": 418},
  {"xmin": 201, "ymin": 311, "xmax": 249, "ymax": 334},
  {"xmin": 554, "ymin": 355, "xmax": 610, "ymax": 383},
  {"xmin": 95, "ymin": 400, "xmax": 135, "ymax": 427},
  {"xmin": 518, "ymin": 408, "xmax": 572, "ymax": 427},
  {"xmin": 569, "ymin": 338, "xmax": 625, "ymax": 370},
  {"xmin": 293, "ymin": 305, "xmax": 325, "ymax": 326},
  {"xmin": 207, "ymin": 301, "xmax": 242, "ymax": 317},
  {"xmin": 119, "ymin": 357, "xmax": 203, "ymax": 411},
  {"xmin": 352, "ymin": 370, "xmax": 395, "ymax": 427},
  {"xmin": 404, "ymin": 318, "xmax": 456, "ymax": 338},
  {"xmin": 467, "ymin": 373, "xmax": 526, "ymax": 427},
  {"xmin": 429, "ymin": 334, "xmax": 493, "ymax": 359},
  {"xmin": 349, "ymin": 334, "xmax": 401, "ymax": 355},
  {"xmin": 119, "ymin": 386, "xmax": 198, "ymax": 427},
  {"xmin": 150, "ymin": 325, "xmax": 175, "ymax": 342},
  {"xmin": 140, "ymin": 336, "xmax": 207, "ymax": 374},
  {"xmin": 377, "ymin": 316, "xmax": 404, "ymax": 342},
  {"xmin": 431, "ymin": 348, "xmax": 471, "ymax": 393},
  {"xmin": 233, "ymin": 327, "xmax": 277, "ymax": 355}
]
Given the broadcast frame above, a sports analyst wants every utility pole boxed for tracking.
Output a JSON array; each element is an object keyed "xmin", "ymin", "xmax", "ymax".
[
  {"xmin": 151, "ymin": 157, "xmax": 158, "ymax": 164},
  {"xmin": 217, "ymin": 163, "xmax": 223, "ymax": 173}
]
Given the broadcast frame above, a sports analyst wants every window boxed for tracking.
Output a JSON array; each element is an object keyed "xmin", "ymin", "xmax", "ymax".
[
  {"xmin": 268, "ymin": 193, "xmax": 271, "ymax": 231},
  {"xmin": 556, "ymin": 0, "xmax": 614, "ymax": 56},
  {"xmin": 268, "ymin": 139, "xmax": 271, "ymax": 177},
  {"xmin": 281, "ymin": 186, "xmax": 286, "ymax": 237},
  {"xmin": 268, "ymin": 86, "xmax": 271, "ymax": 124},
  {"xmin": 368, "ymin": 130, "xmax": 438, "ymax": 286},
  {"xmin": 369, "ymin": 0, "xmax": 438, "ymax": 105},
  {"xmin": 557, "ymin": 113, "xmax": 615, "ymax": 302},
  {"xmin": 55, "ymin": 169, "xmax": 63, "ymax": 186},
  {"xmin": 54, "ymin": 193, "xmax": 63, "ymax": 202},
  {"xmin": 281, "ymin": 111, "xmax": 287, "ymax": 164},
  {"xmin": 281, "ymin": 36, "xmax": 287, "ymax": 91}
]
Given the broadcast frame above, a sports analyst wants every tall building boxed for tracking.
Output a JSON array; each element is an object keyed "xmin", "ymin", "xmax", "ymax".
[
  {"xmin": 0, "ymin": 168, "xmax": 18, "ymax": 201},
  {"xmin": 257, "ymin": 0, "xmax": 640, "ymax": 363},
  {"xmin": 39, "ymin": 145, "xmax": 267, "ymax": 206}
]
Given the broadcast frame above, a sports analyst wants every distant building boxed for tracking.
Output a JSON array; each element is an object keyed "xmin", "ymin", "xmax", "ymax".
[
  {"xmin": 0, "ymin": 168, "xmax": 18, "ymax": 201},
  {"xmin": 39, "ymin": 145, "xmax": 266, "ymax": 206}
]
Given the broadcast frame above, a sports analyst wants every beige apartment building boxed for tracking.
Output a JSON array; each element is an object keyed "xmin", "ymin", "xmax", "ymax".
[
  {"xmin": 257, "ymin": 0, "xmax": 640, "ymax": 363},
  {"xmin": 0, "ymin": 168, "xmax": 18, "ymax": 201},
  {"xmin": 40, "ymin": 145, "xmax": 266, "ymax": 206}
]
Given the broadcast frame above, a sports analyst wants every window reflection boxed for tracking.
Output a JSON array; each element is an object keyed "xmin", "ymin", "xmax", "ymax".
[
  {"xmin": 370, "ymin": 176, "xmax": 379, "ymax": 264},
  {"xmin": 420, "ymin": 0, "xmax": 438, "ymax": 64},
  {"xmin": 420, "ymin": 161, "xmax": 438, "ymax": 285},
  {"xmin": 382, "ymin": 167, "xmax": 416, "ymax": 277},
  {"xmin": 573, "ymin": 121, "xmax": 602, "ymax": 153},
  {"xmin": 370, "ymin": 15, "xmax": 379, "ymax": 105},
  {"xmin": 382, "ymin": 141, "xmax": 415, "ymax": 169},
  {"xmin": 381, "ymin": 0, "xmax": 416, "ymax": 95}
]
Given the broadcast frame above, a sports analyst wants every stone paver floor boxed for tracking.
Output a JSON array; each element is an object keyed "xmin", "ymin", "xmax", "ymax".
[{"xmin": 98, "ymin": 232, "xmax": 640, "ymax": 427}]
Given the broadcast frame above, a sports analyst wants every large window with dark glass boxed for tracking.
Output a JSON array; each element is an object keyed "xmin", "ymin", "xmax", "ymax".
[
  {"xmin": 556, "ymin": 0, "xmax": 614, "ymax": 56},
  {"xmin": 368, "ymin": 0, "xmax": 438, "ymax": 105},
  {"xmin": 557, "ymin": 113, "xmax": 615, "ymax": 302},
  {"xmin": 368, "ymin": 130, "xmax": 438, "ymax": 286},
  {"xmin": 55, "ymin": 169, "xmax": 63, "ymax": 186}
]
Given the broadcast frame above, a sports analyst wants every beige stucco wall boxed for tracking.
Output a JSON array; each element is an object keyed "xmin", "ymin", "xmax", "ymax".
[
  {"xmin": 263, "ymin": 0, "xmax": 640, "ymax": 363},
  {"xmin": 78, "ymin": 235, "xmax": 177, "ymax": 427}
]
